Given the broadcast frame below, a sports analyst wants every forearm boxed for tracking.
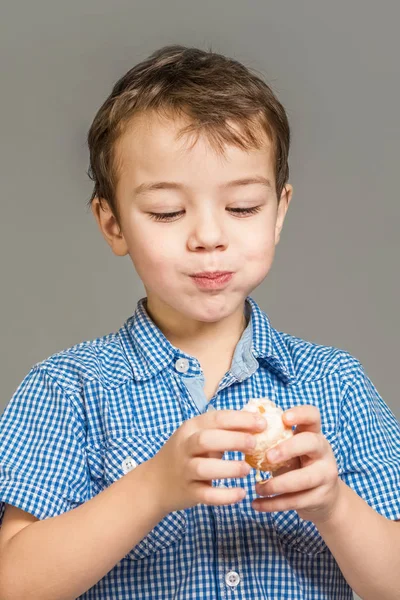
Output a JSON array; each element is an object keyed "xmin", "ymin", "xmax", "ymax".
[
  {"xmin": 316, "ymin": 479, "xmax": 400, "ymax": 600},
  {"xmin": 0, "ymin": 458, "xmax": 165, "ymax": 600}
]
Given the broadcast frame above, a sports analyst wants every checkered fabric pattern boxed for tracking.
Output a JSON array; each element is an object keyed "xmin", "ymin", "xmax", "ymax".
[{"xmin": 0, "ymin": 295, "xmax": 399, "ymax": 599}]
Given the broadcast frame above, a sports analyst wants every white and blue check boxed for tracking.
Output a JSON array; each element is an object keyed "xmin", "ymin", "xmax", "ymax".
[{"xmin": 0, "ymin": 296, "xmax": 399, "ymax": 599}]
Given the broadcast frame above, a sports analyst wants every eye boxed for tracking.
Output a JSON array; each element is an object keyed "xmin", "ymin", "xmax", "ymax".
[
  {"xmin": 228, "ymin": 206, "xmax": 262, "ymax": 216},
  {"xmin": 149, "ymin": 210, "xmax": 184, "ymax": 222},
  {"xmin": 148, "ymin": 206, "xmax": 262, "ymax": 222}
]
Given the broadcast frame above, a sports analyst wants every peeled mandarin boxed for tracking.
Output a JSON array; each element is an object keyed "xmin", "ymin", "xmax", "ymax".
[{"xmin": 242, "ymin": 397, "xmax": 294, "ymax": 472}]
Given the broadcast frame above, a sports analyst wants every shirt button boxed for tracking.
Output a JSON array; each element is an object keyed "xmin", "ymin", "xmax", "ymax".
[
  {"xmin": 175, "ymin": 358, "xmax": 189, "ymax": 373},
  {"xmin": 225, "ymin": 571, "xmax": 240, "ymax": 587},
  {"xmin": 122, "ymin": 457, "xmax": 137, "ymax": 474}
]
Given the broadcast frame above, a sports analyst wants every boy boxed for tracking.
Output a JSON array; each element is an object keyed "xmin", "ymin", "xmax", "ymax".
[{"xmin": 0, "ymin": 44, "xmax": 399, "ymax": 600}]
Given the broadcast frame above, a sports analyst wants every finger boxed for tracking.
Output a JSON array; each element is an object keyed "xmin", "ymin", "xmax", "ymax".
[
  {"xmin": 255, "ymin": 462, "xmax": 326, "ymax": 497},
  {"xmin": 283, "ymin": 405, "xmax": 321, "ymax": 433},
  {"xmin": 198, "ymin": 409, "xmax": 268, "ymax": 433},
  {"xmin": 190, "ymin": 457, "xmax": 251, "ymax": 481},
  {"xmin": 194, "ymin": 483, "xmax": 246, "ymax": 506},
  {"xmin": 270, "ymin": 456, "xmax": 301, "ymax": 477},
  {"xmin": 265, "ymin": 431, "xmax": 325, "ymax": 466},
  {"xmin": 252, "ymin": 485, "xmax": 322, "ymax": 513},
  {"xmin": 188, "ymin": 429, "xmax": 257, "ymax": 457}
]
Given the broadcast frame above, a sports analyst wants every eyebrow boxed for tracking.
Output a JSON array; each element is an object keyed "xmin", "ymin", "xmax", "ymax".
[{"xmin": 133, "ymin": 176, "xmax": 273, "ymax": 197}]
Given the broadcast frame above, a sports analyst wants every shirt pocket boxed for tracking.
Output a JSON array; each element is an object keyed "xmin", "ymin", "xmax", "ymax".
[
  {"xmin": 240, "ymin": 427, "xmax": 340, "ymax": 555},
  {"xmin": 88, "ymin": 430, "xmax": 187, "ymax": 561}
]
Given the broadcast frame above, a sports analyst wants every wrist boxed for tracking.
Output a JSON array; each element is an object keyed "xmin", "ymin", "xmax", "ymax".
[
  {"xmin": 312, "ymin": 478, "xmax": 348, "ymax": 530},
  {"xmin": 127, "ymin": 457, "xmax": 171, "ymax": 522},
  {"xmin": 140, "ymin": 456, "xmax": 174, "ymax": 519}
]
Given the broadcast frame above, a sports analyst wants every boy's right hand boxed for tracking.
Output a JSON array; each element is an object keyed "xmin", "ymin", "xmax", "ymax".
[{"xmin": 147, "ymin": 409, "xmax": 267, "ymax": 515}]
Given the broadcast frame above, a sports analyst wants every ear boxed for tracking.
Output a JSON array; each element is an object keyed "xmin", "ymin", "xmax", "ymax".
[
  {"xmin": 91, "ymin": 197, "xmax": 129, "ymax": 256},
  {"xmin": 275, "ymin": 184, "xmax": 293, "ymax": 246}
]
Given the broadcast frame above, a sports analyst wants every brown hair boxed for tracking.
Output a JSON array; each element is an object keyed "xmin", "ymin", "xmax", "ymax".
[{"xmin": 86, "ymin": 44, "xmax": 291, "ymax": 223}]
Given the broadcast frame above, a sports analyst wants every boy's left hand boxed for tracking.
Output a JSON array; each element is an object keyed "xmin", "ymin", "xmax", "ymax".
[{"xmin": 252, "ymin": 405, "xmax": 341, "ymax": 525}]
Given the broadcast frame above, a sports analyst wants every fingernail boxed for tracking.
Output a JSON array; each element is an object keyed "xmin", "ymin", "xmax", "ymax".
[
  {"xmin": 243, "ymin": 463, "xmax": 252, "ymax": 475},
  {"xmin": 256, "ymin": 416, "xmax": 267, "ymax": 429},
  {"xmin": 247, "ymin": 436, "xmax": 256, "ymax": 450},
  {"xmin": 285, "ymin": 411, "xmax": 294, "ymax": 423},
  {"xmin": 268, "ymin": 449, "xmax": 279, "ymax": 462}
]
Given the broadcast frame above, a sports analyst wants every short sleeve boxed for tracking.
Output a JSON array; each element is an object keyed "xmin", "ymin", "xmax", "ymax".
[
  {"xmin": 0, "ymin": 365, "xmax": 90, "ymax": 525},
  {"xmin": 338, "ymin": 361, "xmax": 400, "ymax": 521}
]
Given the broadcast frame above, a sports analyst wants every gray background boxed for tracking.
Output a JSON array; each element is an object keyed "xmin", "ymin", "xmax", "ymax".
[{"xmin": 1, "ymin": 2, "xmax": 399, "ymax": 598}]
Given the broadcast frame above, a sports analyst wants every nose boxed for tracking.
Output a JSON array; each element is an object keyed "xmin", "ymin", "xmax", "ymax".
[{"xmin": 187, "ymin": 209, "xmax": 228, "ymax": 252}]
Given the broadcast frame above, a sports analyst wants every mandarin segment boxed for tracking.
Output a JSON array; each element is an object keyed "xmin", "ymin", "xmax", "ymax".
[{"xmin": 242, "ymin": 397, "xmax": 294, "ymax": 472}]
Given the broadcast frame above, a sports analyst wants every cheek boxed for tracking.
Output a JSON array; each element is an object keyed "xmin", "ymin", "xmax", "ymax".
[
  {"xmin": 126, "ymin": 228, "xmax": 178, "ymax": 278},
  {"xmin": 242, "ymin": 227, "xmax": 276, "ymax": 263}
]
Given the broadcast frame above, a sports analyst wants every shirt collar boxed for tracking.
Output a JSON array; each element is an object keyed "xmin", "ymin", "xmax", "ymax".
[
  {"xmin": 118, "ymin": 295, "xmax": 297, "ymax": 385},
  {"xmin": 245, "ymin": 296, "xmax": 297, "ymax": 385}
]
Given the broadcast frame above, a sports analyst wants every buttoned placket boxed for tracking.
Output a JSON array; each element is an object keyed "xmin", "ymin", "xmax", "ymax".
[{"xmin": 175, "ymin": 358, "xmax": 253, "ymax": 596}]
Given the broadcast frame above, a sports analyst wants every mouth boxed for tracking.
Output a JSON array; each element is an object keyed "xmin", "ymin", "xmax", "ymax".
[
  {"xmin": 189, "ymin": 271, "xmax": 234, "ymax": 290},
  {"xmin": 190, "ymin": 271, "xmax": 233, "ymax": 279}
]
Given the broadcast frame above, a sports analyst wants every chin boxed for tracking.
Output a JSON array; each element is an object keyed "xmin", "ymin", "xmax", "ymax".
[{"xmin": 185, "ymin": 295, "xmax": 244, "ymax": 320}]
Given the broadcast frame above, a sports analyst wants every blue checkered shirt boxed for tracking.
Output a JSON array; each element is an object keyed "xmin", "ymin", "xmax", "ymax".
[{"xmin": 0, "ymin": 296, "xmax": 399, "ymax": 599}]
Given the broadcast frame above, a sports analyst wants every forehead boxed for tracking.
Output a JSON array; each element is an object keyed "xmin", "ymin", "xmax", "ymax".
[{"xmin": 114, "ymin": 111, "xmax": 275, "ymax": 195}]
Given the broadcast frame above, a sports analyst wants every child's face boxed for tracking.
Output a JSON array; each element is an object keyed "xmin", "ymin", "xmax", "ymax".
[{"xmin": 95, "ymin": 111, "xmax": 292, "ymax": 326}]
